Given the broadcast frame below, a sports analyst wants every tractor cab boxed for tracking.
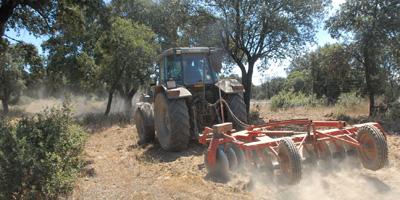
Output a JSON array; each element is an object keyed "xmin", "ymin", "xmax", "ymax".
[{"xmin": 158, "ymin": 47, "xmax": 222, "ymax": 87}]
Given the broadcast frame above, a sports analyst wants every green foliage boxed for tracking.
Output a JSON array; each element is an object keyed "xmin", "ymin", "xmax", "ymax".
[
  {"xmin": 43, "ymin": 0, "xmax": 107, "ymax": 94},
  {"xmin": 0, "ymin": 105, "xmax": 87, "ymax": 199},
  {"xmin": 96, "ymin": 17, "xmax": 159, "ymax": 113},
  {"xmin": 336, "ymin": 92, "xmax": 362, "ymax": 108},
  {"xmin": 287, "ymin": 43, "xmax": 363, "ymax": 103},
  {"xmin": 326, "ymin": 0, "xmax": 400, "ymax": 116},
  {"xmin": 252, "ymin": 77, "xmax": 285, "ymax": 100},
  {"xmin": 270, "ymin": 91, "xmax": 327, "ymax": 111},
  {"xmin": 206, "ymin": 0, "xmax": 329, "ymax": 111},
  {"xmin": 0, "ymin": 42, "xmax": 43, "ymax": 113},
  {"xmin": 284, "ymin": 71, "xmax": 310, "ymax": 94},
  {"xmin": 111, "ymin": 0, "xmax": 220, "ymax": 49}
]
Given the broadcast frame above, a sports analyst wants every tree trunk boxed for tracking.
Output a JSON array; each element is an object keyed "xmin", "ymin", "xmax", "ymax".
[
  {"xmin": 104, "ymin": 90, "xmax": 114, "ymax": 116},
  {"xmin": 241, "ymin": 62, "xmax": 254, "ymax": 115},
  {"xmin": 2, "ymin": 97, "xmax": 9, "ymax": 114},
  {"xmin": 0, "ymin": 1, "xmax": 17, "ymax": 38},
  {"xmin": 363, "ymin": 41, "xmax": 378, "ymax": 117}
]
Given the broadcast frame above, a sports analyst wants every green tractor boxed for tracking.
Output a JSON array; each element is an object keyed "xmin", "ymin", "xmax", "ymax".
[{"xmin": 134, "ymin": 47, "xmax": 247, "ymax": 151}]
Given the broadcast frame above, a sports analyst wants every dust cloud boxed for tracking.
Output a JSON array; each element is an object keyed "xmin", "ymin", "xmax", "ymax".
[
  {"xmin": 15, "ymin": 88, "xmax": 145, "ymax": 117},
  {"xmin": 249, "ymin": 158, "xmax": 400, "ymax": 200}
]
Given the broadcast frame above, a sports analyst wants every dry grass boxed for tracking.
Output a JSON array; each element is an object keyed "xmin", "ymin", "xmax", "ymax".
[{"xmin": 251, "ymin": 100, "xmax": 369, "ymax": 121}]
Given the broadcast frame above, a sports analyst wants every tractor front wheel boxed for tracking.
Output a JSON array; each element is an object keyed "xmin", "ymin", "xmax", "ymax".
[{"xmin": 134, "ymin": 102, "xmax": 155, "ymax": 145}]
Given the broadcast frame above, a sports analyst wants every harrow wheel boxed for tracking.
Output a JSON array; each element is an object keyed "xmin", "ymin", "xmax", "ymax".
[
  {"xmin": 278, "ymin": 138, "xmax": 302, "ymax": 185},
  {"xmin": 204, "ymin": 148, "xmax": 230, "ymax": 179},
  {"xmin": 357, "ymin": 125, "xmax": 388, "ymax": 171}
]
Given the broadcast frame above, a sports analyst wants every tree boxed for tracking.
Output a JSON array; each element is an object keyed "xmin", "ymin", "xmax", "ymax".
[
  {"xmin": 207, "ymin": 0, "xmax": 329, "ymax": 113},
  {"xmin": 95, "ymin": 17, "xmax": 158, "ymax": 115},
  {"xmin": 0, "ymin": 1, "xmax": 97, "ymax": 51},
  {"xmin": 327, "ymin": 0, "xmax": 400, "ymax": 116},
  {"xmin": 287, "ymin": 44, "xmax": 363, "ymax": 103},
  {"xmin": 0, "ymin": 42, "xmax": 42, "ymax": 114},
  {"xmin": 111, "ymin": 0, "xmax": 220, "ymax": 49},
  {"xmin": 42, "ymin": 0, "xmax": 107, "ymax": 95}
]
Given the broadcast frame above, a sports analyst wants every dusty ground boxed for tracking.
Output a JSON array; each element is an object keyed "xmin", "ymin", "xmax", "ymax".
[{"xmin": 67, "ymin": 101, "xmax": 400, "ymax": 200}]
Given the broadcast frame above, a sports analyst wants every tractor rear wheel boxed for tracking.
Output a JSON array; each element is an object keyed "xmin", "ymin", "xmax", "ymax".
[
  {"xmin": 154, "ymin": 94, "xmax": 190, "ymax": 151},
  {"xmin": 357, "ymin": 125, "xmax": 388, "ymax": 171},
  {"xmin": 226, "ymin": 93, "xmax": 247, "ymax": 130},
  {"xmin": 134, "ymin": 103, "xmax": 155, "ymax": 144},
  {"xmin": 278, "ymin": 138, "xmax": 302, "ymax": 185}
]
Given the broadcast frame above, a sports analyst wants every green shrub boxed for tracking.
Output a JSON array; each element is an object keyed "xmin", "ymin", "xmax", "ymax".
[
  {"xmin": 270, "ymin": 91, "xmax": 327, "ymax": 110},
  {"xmin": 0, "ymin": 104, "xmax": 87, "ymax": 199},
  {"xmin": 336, "ymin": 92, "xmax": 361, "ymax": 108}
]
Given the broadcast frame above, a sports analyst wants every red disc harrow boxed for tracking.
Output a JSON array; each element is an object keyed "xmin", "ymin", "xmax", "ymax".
[{"xmin": 199, "ymin": 119, "xmax": 388, "ymax": 184}]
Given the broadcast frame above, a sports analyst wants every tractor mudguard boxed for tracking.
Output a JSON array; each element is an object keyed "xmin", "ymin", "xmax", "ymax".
[
  {"xmin": 166, "ymin": 87, "xmax": 192, "ymax": 99},
  {"xmin": 154, "ymin": 85, "xmax": 192, "ymax": 99},
  {"xmin": 215, "ymin": 78, "xmax": 245, "ymax": 94}
]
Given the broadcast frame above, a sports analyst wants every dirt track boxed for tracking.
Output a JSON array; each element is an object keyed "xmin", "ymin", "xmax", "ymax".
[
  {"xmin": 69, "ymin": 124, "xmax": 400, "ymax": 200},
  {"xmin": 66, "ymin": 101, "xmax": 400, "ymax": 200}
]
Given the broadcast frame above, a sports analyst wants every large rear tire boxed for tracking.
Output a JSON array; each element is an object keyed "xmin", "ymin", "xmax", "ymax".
[
  {"xmin": 226, "ymin": 93, "xmax": 247, "ymax": 130},
  {"xmin": 154, "ymin": 94, "xmax": 190, "ymax": 151},
  {"xmin": 357, "ymin": 125, "xmax": 388, "ymax": 171},
  {"xmin": 134, "ymin": 103, "xmax": 155, "ymax": 144}
]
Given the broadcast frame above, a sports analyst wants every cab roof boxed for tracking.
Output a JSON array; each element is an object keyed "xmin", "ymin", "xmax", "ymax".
[{"xmin": 160, "ymin": 47, "xmax": 221, "ymax": 57}]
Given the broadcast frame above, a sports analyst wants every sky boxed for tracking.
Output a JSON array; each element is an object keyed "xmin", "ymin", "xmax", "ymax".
[{"xmin": 4, "ymin": 0, "xmax": 346, "ymax": 85}]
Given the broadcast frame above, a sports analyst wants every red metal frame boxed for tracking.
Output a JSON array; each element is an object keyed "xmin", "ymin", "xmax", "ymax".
[{"xmin": 199, "ymin": 119, "xmax": 386, "ymax": 168}]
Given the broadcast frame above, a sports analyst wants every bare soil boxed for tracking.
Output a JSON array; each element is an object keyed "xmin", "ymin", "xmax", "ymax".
[{"xmin": 68, "ymin": 102, "xmax": 400, "ymax": 200}]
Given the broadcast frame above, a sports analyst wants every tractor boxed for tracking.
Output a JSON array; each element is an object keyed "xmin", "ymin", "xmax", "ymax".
[{"xmin": 134, "ymin": 47, "xmax": 247, "ymax": 151}]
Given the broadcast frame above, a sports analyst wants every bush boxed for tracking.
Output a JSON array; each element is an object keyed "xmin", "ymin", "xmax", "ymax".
[
  {"xmin": 0, "ymin": 104, "xmax": 87, "ymax": 199},
  {"xmin": 336, "ymin": 92, "xmax": 361, "ymax": 108},
  {"xmin": 270, "ymin": 91, "xmax": 327, "ymax": 110}
]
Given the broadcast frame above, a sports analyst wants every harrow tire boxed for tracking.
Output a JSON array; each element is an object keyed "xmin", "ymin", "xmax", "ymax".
[
  {"xmin": 154, "ymin": 94, "xmax": 190, "ymax": 151},
  {"xmin": 278, "ymin": 138, "xmax": 302, "ymax": 185},
  {"xmin": 226, "ymin": 147, "xmax": 238, "ymax": 170},
  {"xmin": 226, "ymin": 93, "xmax": 247, "ymax": 130},
  {"xmin": 134, "ymin": 103, "xmax": 155, "ymax": 145},
  {"xmin": 205, "ymin": 148, "xmax": 230, "ymax": 179},
  {"xmin": 357, "ymin": 125, "xmax": 388, "ymax": 171}
]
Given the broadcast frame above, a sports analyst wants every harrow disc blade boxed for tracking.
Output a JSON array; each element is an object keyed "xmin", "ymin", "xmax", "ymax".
[
  {"xmin": 204, "ymin": 148, "xmax": 230, "ymax": 179},
  {"xmin": 226, "ymin": 146, "xmax": 238, "ymax": 170}
]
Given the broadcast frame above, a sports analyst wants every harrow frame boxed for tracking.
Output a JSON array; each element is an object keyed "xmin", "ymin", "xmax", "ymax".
[{"xmin": 199, "ymin": 119, "xmax": 388, "ymax": 184}]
